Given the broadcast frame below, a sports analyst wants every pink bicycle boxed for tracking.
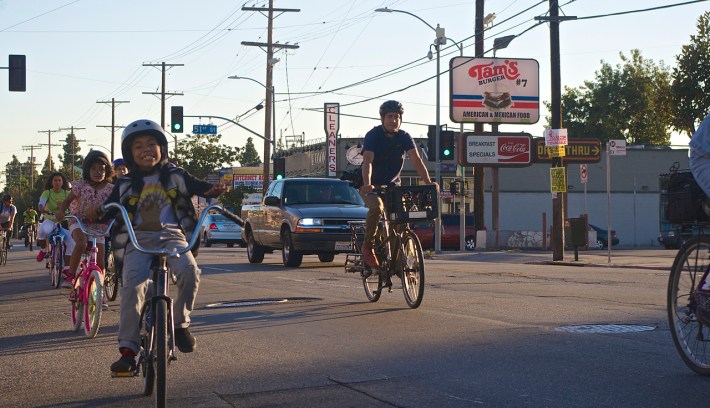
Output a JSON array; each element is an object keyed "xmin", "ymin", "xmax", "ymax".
[{"xmin": 65, "ymin": 215, "xmax": 113, "ymax": 339}]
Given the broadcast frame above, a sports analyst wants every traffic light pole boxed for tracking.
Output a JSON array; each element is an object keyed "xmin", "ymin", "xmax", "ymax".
[{"xmin": 183, "ymin": 114, "xmax": 274, "ymax": 146}]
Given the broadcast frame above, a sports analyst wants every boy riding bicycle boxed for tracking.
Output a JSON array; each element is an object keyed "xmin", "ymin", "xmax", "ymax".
[{"xmin": 89, "ymin": 119, "xmax": 227, "ymax": 376}]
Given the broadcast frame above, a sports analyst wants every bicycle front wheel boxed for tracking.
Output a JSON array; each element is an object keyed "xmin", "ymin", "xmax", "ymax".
[
  {"xmin": 141, "ymin": 301, "xmax": 155, "ymax": 396},
  {"xmin": 154, "ymin": 298, "xmax": 168, "ymax": 408},
  {"xmin": 50, "ymin": 247, "xmax": 61, "ymax": 288},
  {"xmin": 668, "ymin": 235, "xmax": 710, "ymax": 375},
  {"xmin": 83, "ymin": 270, "xmax": 103, "ymax": 338},
  {"xmin": 400, "ymin": 231, "xmax": 425, "ymax": 309},
  {"xmin": 71, "ymin": 299, "xmax": 83, "ymax": 332}
]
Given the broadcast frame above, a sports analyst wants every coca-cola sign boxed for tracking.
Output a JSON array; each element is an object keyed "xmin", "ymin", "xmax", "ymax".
[{"xmin": 459, "ymin": 133, "xmax": 532, "ymax": 167}]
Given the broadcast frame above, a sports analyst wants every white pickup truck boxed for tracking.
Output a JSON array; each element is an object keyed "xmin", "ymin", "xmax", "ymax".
[{"xmin": 240, "ymin": 177, "xmax": 368, "ymax": 267}]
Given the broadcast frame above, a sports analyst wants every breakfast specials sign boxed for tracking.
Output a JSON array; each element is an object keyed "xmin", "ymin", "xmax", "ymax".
[{"xmin": 449, "ymin": 57, "xmax": 539, "ymax": 125}]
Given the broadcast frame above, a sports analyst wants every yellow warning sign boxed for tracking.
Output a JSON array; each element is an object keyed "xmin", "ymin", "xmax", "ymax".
[
  {"xmin": 547, "ymin": 145, "xmax": 566, "ymax": 158},
  {"xmin": 550, "ymin": 167, "xmax": 566, "ymax": 193}
]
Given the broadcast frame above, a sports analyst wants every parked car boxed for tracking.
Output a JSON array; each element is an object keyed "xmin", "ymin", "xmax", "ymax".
[
  {"xmin": 658, "ymin": 225, "xmax": 697, "ymax": 249},
  {"xmin": 412, "ymin": 214, "xmax": 477, "ymax": 251},
  {"xmin": 200, "ymin": 212, "xmax": 244, "ymax": 248},
  {"xmin": 588, "ymin": 224, "xmax": 619, "ymax": 249}
]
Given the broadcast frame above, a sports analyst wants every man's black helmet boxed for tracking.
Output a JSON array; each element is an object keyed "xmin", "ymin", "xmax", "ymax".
[
  {"xmin": 379, "ymin": 100, "xmax": 404, "ymax": 118},
  {"xmin": 82, "ymin": 150, "xmax": 111, "ymax": 181}
]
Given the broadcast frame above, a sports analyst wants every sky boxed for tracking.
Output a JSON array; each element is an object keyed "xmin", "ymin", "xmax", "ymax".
[{"xmin": 0, "ymin": 0, "xmax": 707, "ymax": 187}]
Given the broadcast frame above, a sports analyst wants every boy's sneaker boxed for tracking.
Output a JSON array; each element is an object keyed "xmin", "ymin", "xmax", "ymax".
[
  {"xmin": 174, "ymin": 328, "xmax": 196, "ymax": 353},
  {"xmin": 61, "ymin": 268, "xmax": 74, "ymax": 289},
  {"xmin": 110, "ymin": 349, "xmax": 136, "ymax": 377},
  {"xmin": 35, "ymin": 250, "xmax": 45, "ymax": 262}
]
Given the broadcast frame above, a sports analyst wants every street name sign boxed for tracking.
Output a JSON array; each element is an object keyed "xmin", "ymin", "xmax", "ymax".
[{"xmin": 193, "ymin": 124, "xmax": 217, "ymax": 135}]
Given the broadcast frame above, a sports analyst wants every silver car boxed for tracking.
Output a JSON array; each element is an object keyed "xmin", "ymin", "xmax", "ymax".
[{"xmin": 200, "ymin": 213, "xmax": 244, "ymax": 248}]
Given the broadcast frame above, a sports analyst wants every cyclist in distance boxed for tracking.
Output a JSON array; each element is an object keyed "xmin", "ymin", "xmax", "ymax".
[
  {"xmin": 22, "ymin": 204, "xmax": 39, "ymax": 246},
  {"xmin": 87, "ymin": 119, "xmax": 227, "ymax": 375},
  {"xmin": 56, "ymin": 150, "xmax": 114, "ymax": 288},
  {"xmin": 690, "ymin": 112, "xmax": 710, "ymax": 196},
  {"xmin": 0, "ymin": 194, "xmax": 17, "ymax": 249},
  {"xmin": 359, "ymin": 100, "xmax": 437, "ymax": 270},
  {"xmin": 36, "ymin": 173, "xmax": 76, "ymax": 283}
]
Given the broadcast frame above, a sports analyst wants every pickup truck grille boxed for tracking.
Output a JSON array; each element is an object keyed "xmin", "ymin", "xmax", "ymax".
[{"xmin": 323, "ymin": 219, "xmax": 360, "ymax": 226}]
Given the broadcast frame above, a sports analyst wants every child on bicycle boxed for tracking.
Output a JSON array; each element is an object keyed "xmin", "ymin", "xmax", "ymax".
[
  {"xmin": 0, "ymin": 194, "xmax": 17, "ymax": 249},
  {"xmin": 89, "ymin": 119, "xmax": 227, "ymax": 375},
  {"xmin": 36, "ymin": 172, "xmax": 76, "ymax": 279},
  {"xmin": 56, "ymin": 150, "xmax": 114, "ymax": 288}
]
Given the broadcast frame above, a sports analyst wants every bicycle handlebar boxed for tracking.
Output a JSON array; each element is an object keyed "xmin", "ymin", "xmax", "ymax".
[
  {"xmin": 100, "ymin": 202, "xmax": 243, "ymax": 257},
  {"xmin": 64, "ymin": 215, "xmax": 115, "ymax": 238}
]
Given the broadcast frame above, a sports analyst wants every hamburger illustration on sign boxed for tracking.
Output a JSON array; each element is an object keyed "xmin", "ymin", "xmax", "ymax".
[{"xmin": 449, "ymin": 57, "xmax": 540, "ymax": 125}]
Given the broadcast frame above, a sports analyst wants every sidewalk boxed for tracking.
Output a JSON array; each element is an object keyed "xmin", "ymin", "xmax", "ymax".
[{"xmin": 433, "ymin": 248, "xmax": 677, "ymax": 270}]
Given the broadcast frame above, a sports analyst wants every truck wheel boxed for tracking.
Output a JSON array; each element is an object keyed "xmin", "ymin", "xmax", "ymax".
[
  {"xmin": 246, "ymin": 230, "xmax": 264, "ymax": 263},
  {"xmin": 282, "ymin": 230, "xmax": 303, "ymax": 267},
  {"xmin": 318, "ymin": 253, "xmax": 335, "ymax": 262}
]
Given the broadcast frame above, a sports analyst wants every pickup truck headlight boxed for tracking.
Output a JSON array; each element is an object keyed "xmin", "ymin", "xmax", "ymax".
[{"xmin": 296, "ymin": 218, "xmax": 323, "ymax": 233}]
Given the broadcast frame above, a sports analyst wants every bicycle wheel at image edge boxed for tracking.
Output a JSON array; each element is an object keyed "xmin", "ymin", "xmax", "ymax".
[
  {"xmin": 400, "ymin": 231, "xmax": 425, "ymax": 309},
  {"xmin": 668, "ymin": 234, "xmax": 710, "ymax": 376},
  {"xmin": 83, "ymin": 270, "xmax": 103, "ymax": 338},
  {"xmin": 155, "ymin": 298, "xmax": 168, "ymax": 408}
]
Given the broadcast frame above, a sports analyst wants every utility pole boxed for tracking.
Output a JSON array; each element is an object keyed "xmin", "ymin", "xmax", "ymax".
[
  {"xmin": 142, "ymin": 62, "xmax": 184, "ymax": 151},
  {"xmin": 37, "ymin": 129, "xmax": 61, "ymax": 171},
  {"xmin": 473, "ymin": 0, "xmax": 485, "ymax": 237},
  {"xmin": 241, "ymin": 1, "xmax": 299, "ymax": 192},
  {"xmin": 96, "ymin": 98, "xmax": 130, "ymax": 161},
  {"xmin": 58, "ymin": 126, "xmax": 86, "ymax": 181},
  {"xmin": 21, "ymin": 145, "xmax": 42, "ymax": 190},
  {"xmin": 536, "ymin": 1, "xmax": 576, "ymax": 261}
]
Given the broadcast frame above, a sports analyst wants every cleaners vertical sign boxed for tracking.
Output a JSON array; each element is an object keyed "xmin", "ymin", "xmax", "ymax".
[{"xmin": 324, "ymin": 103, "xmax": 339, "ymax": 177}]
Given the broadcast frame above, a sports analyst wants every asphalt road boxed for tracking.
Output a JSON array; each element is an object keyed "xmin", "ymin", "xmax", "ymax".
[{"xmin": 0, "ymin": 241, "xmax": 706, "ymax": 408}]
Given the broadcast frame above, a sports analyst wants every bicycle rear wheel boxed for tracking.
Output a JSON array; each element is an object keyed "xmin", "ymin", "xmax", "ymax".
[
  {"xmin": 104, "ymin": 251, "xmax": 119, "ymax": 301},
  {"xmin": 668, "ymin": 235, "xmax": 710, "ymax": 375},
  {"xmin": 362, "ymin": 267, "xmax": 383, "ymax": 302},
  {"xmin": 71, "ymin": 300, "xmax": 83, "ymax": 332},
  {"xmin": 83, "ymin": 270, "xmax": 103, "ymax": 338},
  {"xmin": 400, "ymin": 231, "xmax": 425, "ymax": 309},
  {"xmin": 154, "ymin": 298, "xmax": 168, "ymax": 407}
]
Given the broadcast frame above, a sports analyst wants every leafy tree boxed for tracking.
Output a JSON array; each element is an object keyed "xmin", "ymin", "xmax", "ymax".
[
  {"xmin": 218, "ymin": 184, "xmax": 256, "ymax": 215},
  {"xmin": 235, "ymin": 137, "xmax": 262, "ymax": 167},
  {"xmin": 59, "ymin": 133, "xmax": 83, "ymax": 181},
  {"xmin": 172, "ymin": 133, "xmax": 239, "ymax": 180},
  {"xmin": 671, "ymin": 11, "xmax": 710, "ymax": 137},
  {"xmin": 549, "ymin": 49, "xmax": 672, "ymax": 145}
]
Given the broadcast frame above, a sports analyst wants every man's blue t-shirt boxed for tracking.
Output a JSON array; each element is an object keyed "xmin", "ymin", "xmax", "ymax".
[{"xmin": 362, "ymin": 125, "xmax": 416, "ymax": 185}]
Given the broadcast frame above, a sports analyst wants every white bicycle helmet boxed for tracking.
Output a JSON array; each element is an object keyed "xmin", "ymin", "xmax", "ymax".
[{"xmin": 121, "ymin": 119, "xmax": 170, "ymax": 170}]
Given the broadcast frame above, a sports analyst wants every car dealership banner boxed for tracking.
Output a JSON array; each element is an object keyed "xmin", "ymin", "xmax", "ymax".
[{"xmin": 450, "ymin": 57, "xmax": 539, "ymax": 124}]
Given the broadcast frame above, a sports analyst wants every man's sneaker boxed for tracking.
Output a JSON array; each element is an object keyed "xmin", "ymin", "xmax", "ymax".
[
  {"xmin": 361, "ymin": 244, "xmax": 380, "ymax": 269},
  {"xmin": 36, "ymin": 250, "xmax": 45, "ymax": 262},
  {"xmin": 61, "ymin": 269, "xmax": 74, "ymax": 289},
  {"xmin": 174, "ymin": 328, "xmax": 196, "ymax": 353},
  {"xmin": 111, "ymin": 349, "xmax": 136, "ymax": 377}
]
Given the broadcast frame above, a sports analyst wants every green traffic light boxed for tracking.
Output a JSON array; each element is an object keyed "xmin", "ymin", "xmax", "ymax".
[
  {"xmin": 173, "ymin": 123, "xmax": 181, "ymax": 131},
  {"xmin": 276, "ymin": 175, "xmax": 284, "ymax": 180},
  {"xmin": 443, "ymin": 149, "xmax": 451, "ymax": 157}
]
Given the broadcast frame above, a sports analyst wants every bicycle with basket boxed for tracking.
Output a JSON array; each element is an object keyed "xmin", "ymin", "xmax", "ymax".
[
  {"xmin": 344, "ymin": 184, "xmax": 437, "ymax": 309},
  {"xmin": 664, "ymin": 164, "xmax": 710, "ymax": 375}
]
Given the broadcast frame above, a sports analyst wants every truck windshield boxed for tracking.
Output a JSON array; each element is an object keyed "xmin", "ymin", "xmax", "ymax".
[{"xmin": 283, "ymin": 182, "xmax": 364, "ymax": 206}]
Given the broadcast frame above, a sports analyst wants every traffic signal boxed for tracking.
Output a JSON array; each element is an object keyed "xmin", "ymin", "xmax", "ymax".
[
  {"xmin": 439, "ymin": 130, "xmax": 455, "ymax": 161},
  {"xmin": 273, "ymin": 157, "xmax": 286, "ymax": 180},
  {"xmin": 426, "ymin": 125, "xmax": 438, "ymax": 162},
  {"xmin": 449, "ymin": 180, "xmax": 459, "ymax": 196},
  {"xmin": 9, "ymin": 54, "xmax": 26, "ymax": 92},
  {"xmin": 170, "ymin": 106, "xmax": 184, "ymax": 133}
]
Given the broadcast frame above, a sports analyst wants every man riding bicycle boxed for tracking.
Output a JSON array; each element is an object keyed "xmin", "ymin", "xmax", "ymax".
[
  {"xmin": 22, "ymin": 205, "xmax": 38, "ymax": 244},
  {"xmin": 359, "ymin": 100, "xmax": 437, "ymax": 271},
  {"xmin": 0, "ymin": 194, "xmax": 17, "ymax": 249}
]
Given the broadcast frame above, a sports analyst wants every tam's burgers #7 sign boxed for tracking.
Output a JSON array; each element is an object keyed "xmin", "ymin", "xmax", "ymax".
[
  {"xmin": 450, "ymin": 57, "xmax": 539, "ymax": 124},
  {"xmin": 458, "ymin": 133, "xmax": 533, "ymax": 167}
]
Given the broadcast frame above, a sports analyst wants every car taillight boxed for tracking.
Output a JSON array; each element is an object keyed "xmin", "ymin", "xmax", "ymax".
[{"xmin": 209, "ymin": 223, "xmax": 218, "ymax": 230}]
